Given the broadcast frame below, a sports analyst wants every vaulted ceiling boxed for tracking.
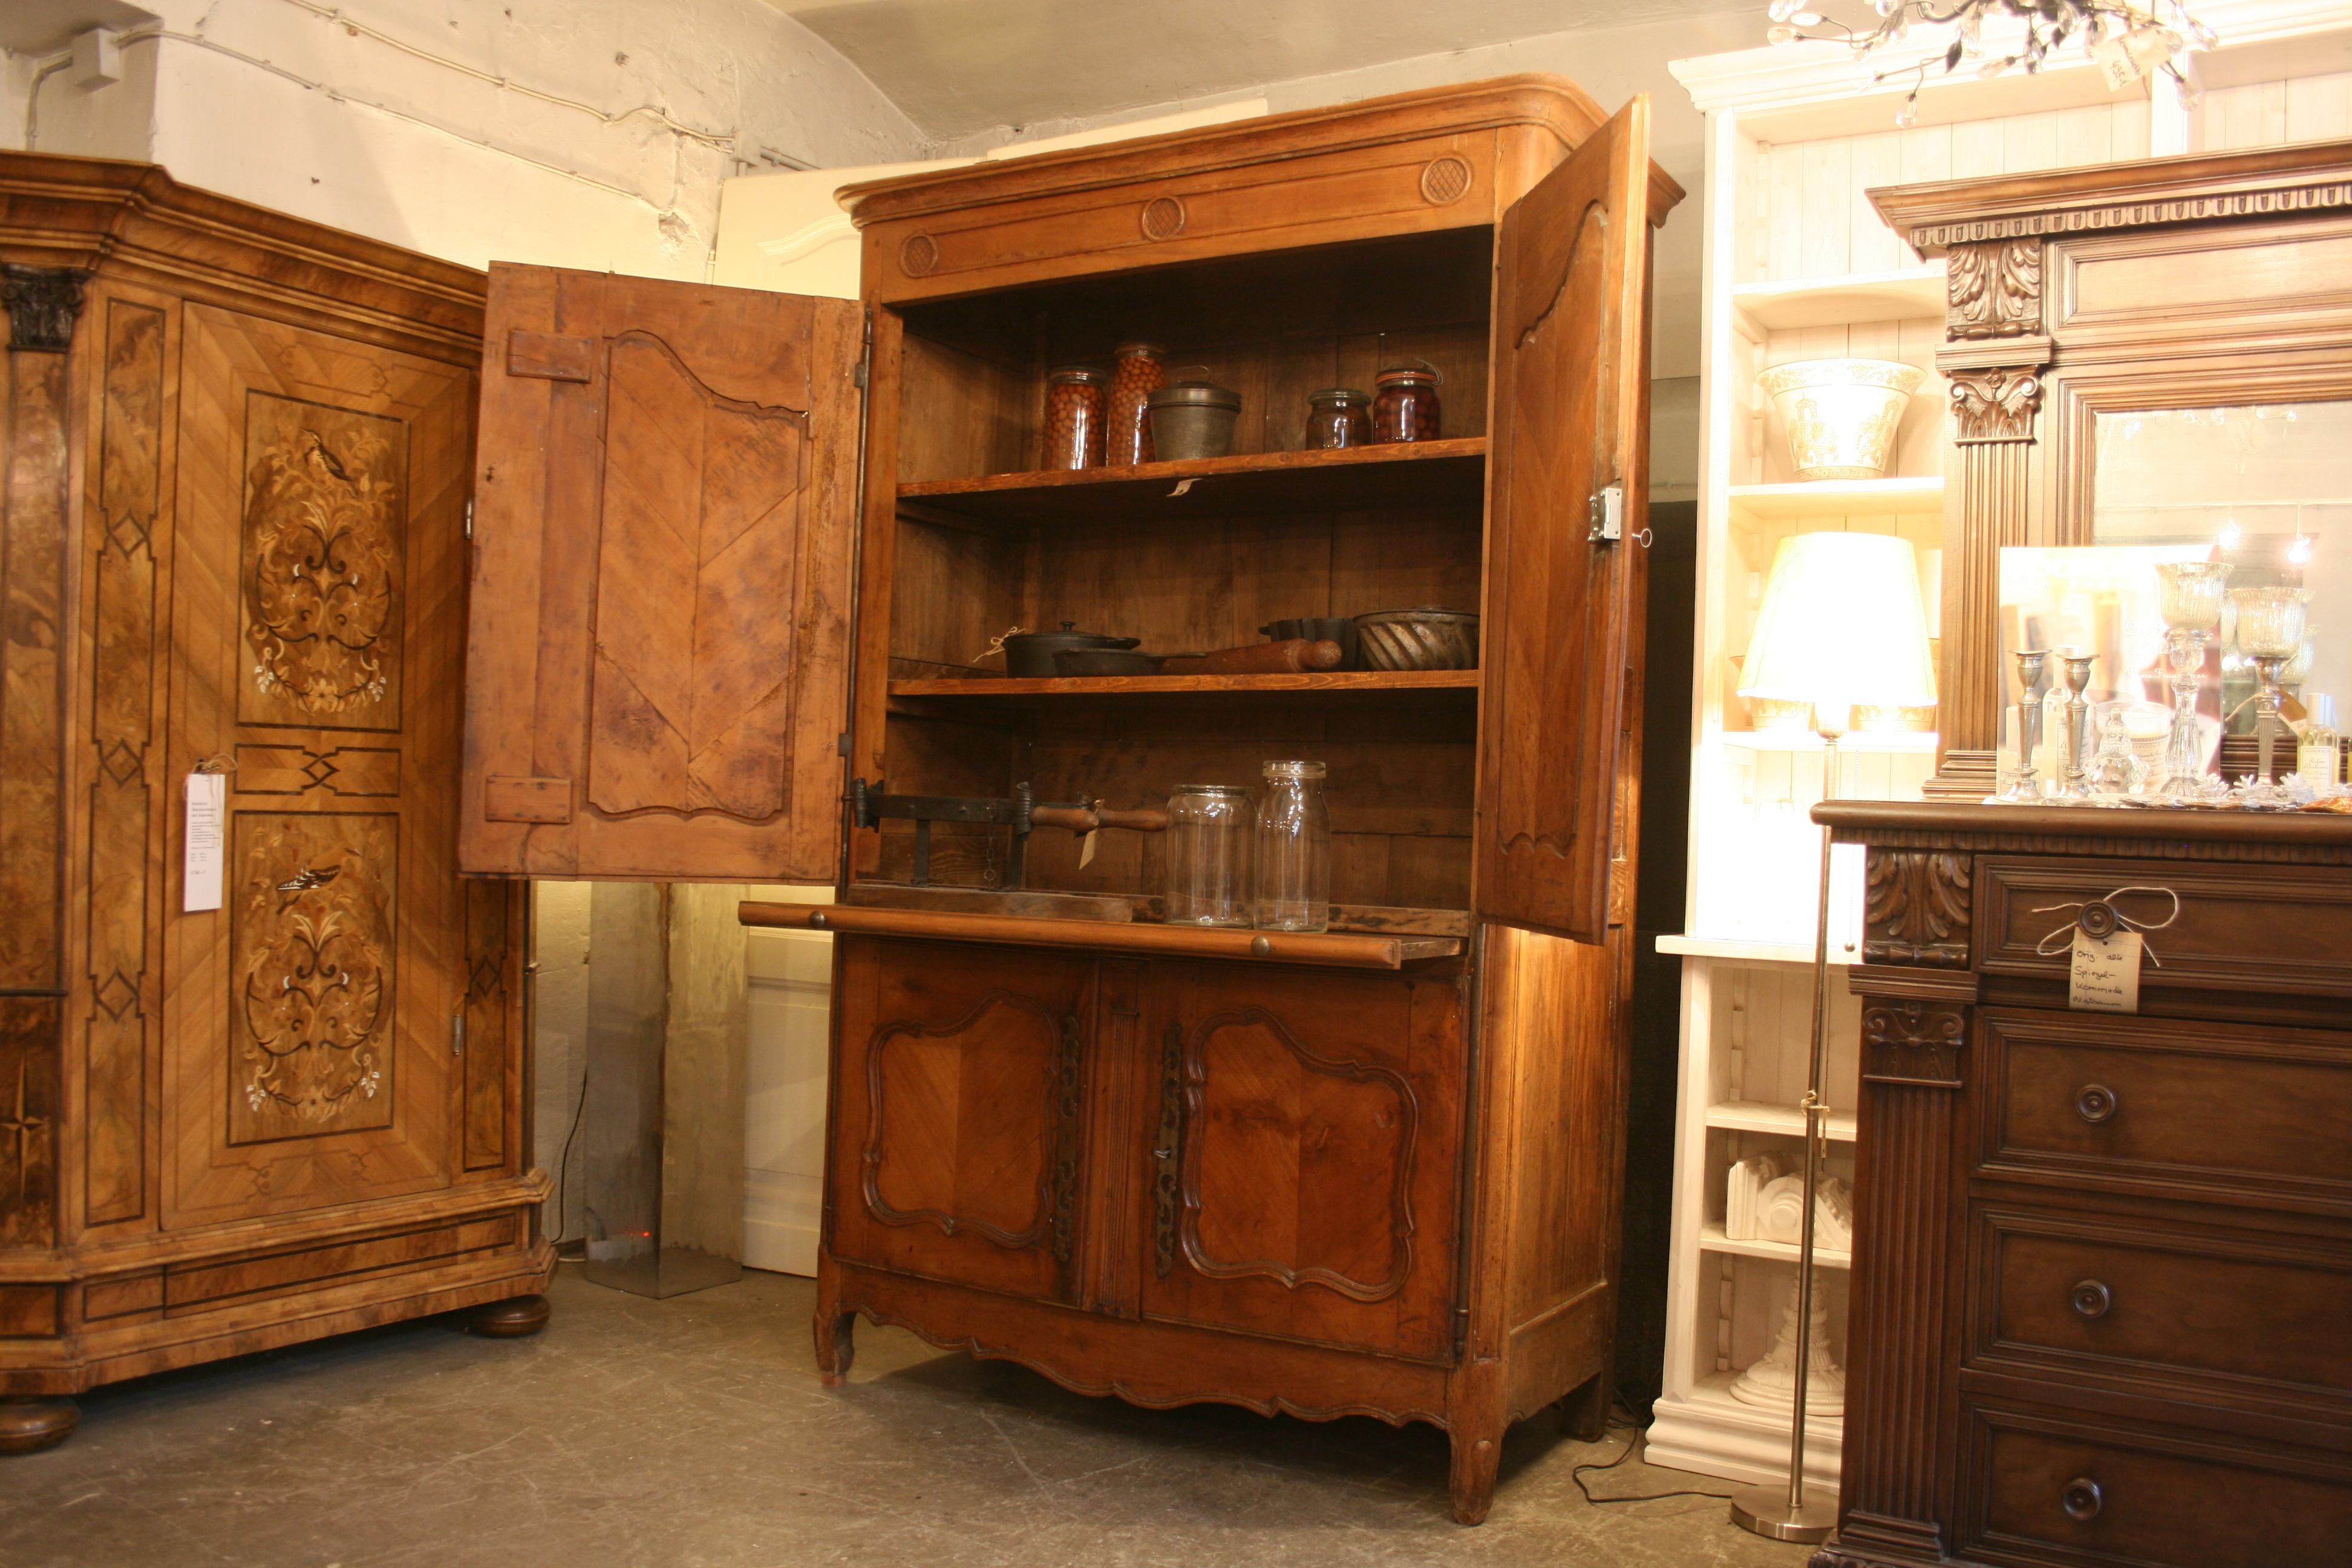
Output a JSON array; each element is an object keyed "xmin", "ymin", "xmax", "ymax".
[{"xmin": 766, "ymin": 0, "xmax": 1762, "ymax": 139}]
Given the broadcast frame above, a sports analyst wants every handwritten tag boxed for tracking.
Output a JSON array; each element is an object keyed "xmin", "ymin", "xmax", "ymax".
[
  {"xmin": 2069, "ymin": 927, "xmax": 2141, "ymax": 1014},
  {"xmin": 1078, "ymin": 828, "xmax": 1099, "ymax": 869},
  {"xmin": 185, "ymin": 771, "xmax": 226, "ymax": 912},
  {"xmin": 2092, "ymin": 34, "xmax": 2143, "ymax": 89}
]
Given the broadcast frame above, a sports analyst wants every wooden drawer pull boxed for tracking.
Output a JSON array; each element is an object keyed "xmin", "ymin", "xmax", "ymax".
[
  {"xmin": 2074, "ymin": 1083, "xmax": 2118, "ymax": 1123},
  {"xmin": 2069, "ymin": 1279, "xmax": 2112, "ymax": 1319},
  {"xmin": 2060, "ymin": 1477, "xmax": 2103, "ymax": 1522}
]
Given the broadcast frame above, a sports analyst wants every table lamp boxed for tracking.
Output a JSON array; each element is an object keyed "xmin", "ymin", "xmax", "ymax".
[{"xmin": 1731, "ymin": 531, "xmax": 1938, "ymax": 1544}]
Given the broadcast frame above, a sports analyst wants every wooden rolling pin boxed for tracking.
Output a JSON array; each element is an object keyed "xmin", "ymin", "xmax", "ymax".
[
  {"xmin": 1160, "ymin": 638, "xmax": 1344, "ymax": 675},
  {"xmin": 1028, "ymin": 803, "xmax": 1171, "ymax": 833}
]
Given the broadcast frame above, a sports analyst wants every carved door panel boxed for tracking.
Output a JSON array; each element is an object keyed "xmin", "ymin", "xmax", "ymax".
[
  {"xmin": 1475, "ymin": 95, "xmax": 1656, "ymax": 943},
  {"xmin": 462, "ymin": 264, "xmax": 863, "ymax": 881},
  {"xmin": 1137, "ymin": 963, "xmax": 1465, "ymax": 1362},
  {"xmin": 827, "ymin": 936, "xmax": 1090, "ymax": 1303},
  {"xmin": 160, "ymin": 305, "xmax": 512, "ymax": 1227}
]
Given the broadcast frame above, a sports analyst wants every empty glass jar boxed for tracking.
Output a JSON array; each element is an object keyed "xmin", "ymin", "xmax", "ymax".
[
  {"xmin": 1303, "ymin": 387, "xmax": 1373, "ymax": 450},
  {"xmin": 1253, "ymin": 760, "xmax": 1330, "ymax": 933},
  {"xmin": 1164, "ymin": 785, "xmax": 1252, "ymax": 927}
]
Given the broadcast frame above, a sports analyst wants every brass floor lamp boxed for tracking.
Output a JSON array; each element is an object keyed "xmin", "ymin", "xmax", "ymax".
[{"xmin": 1728, "ymin": 531, "xmax": 1939, "ymax": 1544}]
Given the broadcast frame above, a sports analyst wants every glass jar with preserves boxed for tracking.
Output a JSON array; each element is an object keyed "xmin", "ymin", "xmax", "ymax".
[
  {"xmin": 1371, "ymin": 362, "xmax": 1442, "ymax": 443},
  {"xmin": 1106, "ymin": 342, "xmax": 1166, "ymax": 466},
  {"xmin": 1042, "ymin": 365, "xmax": 1107, "ymax": 469},
  {"xmin": 1253, "ymin": 760, "xmax": 1330, "ymax": 933},
  {"xmin": 1163, "ymin": 785, "xmax": 1252, "ymax": 927},
  {"xmin": 1303, "ymin": 388, "xmax": 1373, "ymax": 451}
]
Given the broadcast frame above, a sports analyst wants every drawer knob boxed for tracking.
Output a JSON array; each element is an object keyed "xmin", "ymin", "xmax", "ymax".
[
  {"xmin": 2074, "ymin": 1083, "xmax": 2118, "ymax": 1123},
  {"xmin": 2070, "ymin": 1279, "xmax": 2113, "ymax": 1319},
  {"xmin": 2061, "ymin": 1477, "xmax": 2103, "ymax": 1521}
]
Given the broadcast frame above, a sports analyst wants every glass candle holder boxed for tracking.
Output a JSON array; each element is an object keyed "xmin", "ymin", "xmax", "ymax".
[
  {"xmin": 2233, "ymin": 586, "xmax": 2310, "ymax": 782},
  {"xmin": 2155, "ymin": 561, "xmax": 2231, "ymax": 799}
]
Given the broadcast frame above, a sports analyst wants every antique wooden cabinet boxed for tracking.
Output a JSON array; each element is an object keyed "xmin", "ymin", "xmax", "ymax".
[
  {"xmin": 1809, "ymin": 142, "xmax": 2352, "ymax": 1567},
  {"xmin": 458, "ymin": 77, "xmax": 1681, "ymax": 1521},
  {"xmin": 0, "ymin": 155, "xmax": 548, "ymax": 1455}
]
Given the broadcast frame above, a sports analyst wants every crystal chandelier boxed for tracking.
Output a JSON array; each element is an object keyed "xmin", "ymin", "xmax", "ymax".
[{"xmin": 1766, "ymin": 1, "xmax": 2220, "ymax": 124}]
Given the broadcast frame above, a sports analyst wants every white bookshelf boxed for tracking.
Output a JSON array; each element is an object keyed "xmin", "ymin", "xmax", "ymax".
[{"xmin": 1655, "ymin": 0, "xmax": 2352, "ymax": 1495}]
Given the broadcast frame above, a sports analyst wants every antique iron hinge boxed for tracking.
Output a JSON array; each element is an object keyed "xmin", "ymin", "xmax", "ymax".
[
  {"xmin": 463, "ymin": 497, "xmax": 474, "ymax": 541},
  {"xmin": 1152, "ymin": 1022, "xmax": 1186, "ymax": 1278}
]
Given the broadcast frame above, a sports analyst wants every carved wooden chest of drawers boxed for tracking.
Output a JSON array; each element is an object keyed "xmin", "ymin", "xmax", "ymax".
[{"xmin": 1815, "ymin": 802, "xmax": 2352, "ymax": 1568}]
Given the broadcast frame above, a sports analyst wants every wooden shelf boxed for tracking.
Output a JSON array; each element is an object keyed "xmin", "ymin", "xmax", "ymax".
[
  {"xmin": 890, "ymin": 669, "xmax": 1479, "ymax": 701},
  {"xmin": 1656, "ymin": 933, "xmax": 1858, "ymax": 967},
  {"xmin": 897, "ymin": 437, "xmax": 1488, "ymax": 526},
  {"xmin": 1726, "ymin": 475, "xmax": 1944, "ymax": 524},
  {"xmin": 1733, "ymin": 266, "xmax": 1945, "ymax": 331},
  {"xmin": 1699, "ymin": 1223, "xmax": 1851, "ymax": 1269},
  {"xmin": 1705, "ymin": 1100, "xmax": 1858, "ymax": 1142},
  {"xmin": 737, "ymin": 900, "xmax": 1463, "ymax": 970}
]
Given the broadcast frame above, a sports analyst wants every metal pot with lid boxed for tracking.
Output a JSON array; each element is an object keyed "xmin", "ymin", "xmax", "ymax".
[{"xmin": 1002, "ymin": 622, "xmax": 1141, "ymax": 678}]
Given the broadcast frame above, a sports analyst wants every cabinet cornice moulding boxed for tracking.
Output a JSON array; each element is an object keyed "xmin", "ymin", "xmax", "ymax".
[
  {"xmin": 1872, "ymin": 140, "xmax": 2352, "ymax": 258},
  {"xmin": 837, "ymin": 74, "xmax": 1683, "ymax": 227}
]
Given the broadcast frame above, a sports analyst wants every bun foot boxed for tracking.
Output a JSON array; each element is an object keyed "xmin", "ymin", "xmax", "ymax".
[
  {"xmin": 0, "ymin": 1397, "xmax": 79, "ymax": 1455},
  {"xmin": 465, "ymin": 1293, "xmax": 551, "ymax": 1338}
]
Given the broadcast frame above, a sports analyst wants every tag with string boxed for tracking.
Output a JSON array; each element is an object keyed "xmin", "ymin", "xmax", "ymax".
[{"xmin": 2034, "ymin": 886, "xmax": 2179, "ymax": 1016}]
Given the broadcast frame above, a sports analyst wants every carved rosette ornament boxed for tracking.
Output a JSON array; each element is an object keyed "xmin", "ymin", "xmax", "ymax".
[
  {"xmin": 1945, "ymin": 237, "xmax": 2042, "ymax": 339},
  {"xmin": 1863, "ymin": 849, "xmax": 1973, "ymax": 968},
  {"xmin": 1949, "ymin": 367, "xmax": 2042, "ymax": 444},
  {"xmin": 1, "ymin": 263, "xmax": 87, "ymax": 352},
  {"xmin": 245, "ymin": 423, "xmax": 401, "ymax": 713}
]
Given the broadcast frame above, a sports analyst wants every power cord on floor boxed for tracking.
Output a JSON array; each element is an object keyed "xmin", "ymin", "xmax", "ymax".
[
  {"xmin": 1571, "ymin": 1401, "xmax": 1742, "ymax": 1508},
  {"xmin": 545, "ymin": 1048, "xmax": 590, "ymax": 1247}
]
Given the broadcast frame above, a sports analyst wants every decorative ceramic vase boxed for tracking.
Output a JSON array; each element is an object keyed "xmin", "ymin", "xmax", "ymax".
[{"xmin": 1757, "ymin": 358, "xmax": 1928, "ymax": 480}]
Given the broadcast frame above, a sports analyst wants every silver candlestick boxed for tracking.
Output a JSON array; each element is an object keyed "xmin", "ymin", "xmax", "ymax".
[
  {"xmin": 2055, "ymin": 652, "xmax": 2097, "ymax": 801},
  {"xmin": 2002, "ymin": 648, "xmax": 2050, "ymax": 802}
]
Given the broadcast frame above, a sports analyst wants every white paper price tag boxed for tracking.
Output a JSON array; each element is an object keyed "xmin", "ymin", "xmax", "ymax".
[
  {"xmin": 2092, "ymin": 34, "xmax": 2143, "ymax": 90},
  {"xmin": 184, "ymin": 771, "xmax": 226, "ymax": 912},
  {"xmin": 2068, "ymin": 927, "xmax": 2141, "ymax": 1014}
]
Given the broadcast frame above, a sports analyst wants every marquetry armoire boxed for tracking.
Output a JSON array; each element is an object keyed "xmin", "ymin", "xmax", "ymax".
[
  {"xmin": 0, "ymin": 154, "xmax": 548, "ymax": 1455},
  {"xmin": 452, "ymin": 76, "xmax": 1677, "ymax": 1523}
]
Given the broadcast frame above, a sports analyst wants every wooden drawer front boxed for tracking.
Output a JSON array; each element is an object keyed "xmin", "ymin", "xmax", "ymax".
[
  {"xmin": 1967, "ymin": 1402, "xmax": 2352, "ymax": 1568},
  {"xmin": 0, "ymin": 1285, "xmax": 60, "ymax": 1338},
  {"xmin": 1981, "ymin": 1010, "xmax": 2352, "ymax": 1211},
  {"xmin": 164, "ymin": 1216, "xmax": 519, "ymax": 1313},
  {"xmin": 871, "ymin": 133, "xmax": 1497, "ymax": 301},
  {"xmin": 1978, "ymin": 856, "xmax": 2352, "ymax": 999},
  {"xmin": 1973, "ymin": 1206, "xmax": 2352, "ymax": 1414}
]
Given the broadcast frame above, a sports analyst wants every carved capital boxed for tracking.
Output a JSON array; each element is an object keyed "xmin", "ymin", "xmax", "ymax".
[
  {"xmin": 1945, "ymin": 237, "xmax": 2040, "ymax": 339},
  {"xmin": 1863, "ymin": 850, "xmax": 1973, "ymax": 968},
  {"xmin": 1947, "ymin": 367, "xmax": 2042, "ymax": 444},
  {"xmin": 1, "ymin": 264, "xmax": 87, "ymax": 353},
  {"xmin": 1861, "ymin": 997, "xmax": 1967, "ymax": 1088}
]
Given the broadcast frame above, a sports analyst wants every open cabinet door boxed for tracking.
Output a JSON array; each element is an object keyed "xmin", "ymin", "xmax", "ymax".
[
  {"xmin": 462, "ymin": 266, "xmax": 863, "ymax": 880},
  {"xmin": 1475, "ymin": 96, "xmax": 1658, "ymax": 943}
]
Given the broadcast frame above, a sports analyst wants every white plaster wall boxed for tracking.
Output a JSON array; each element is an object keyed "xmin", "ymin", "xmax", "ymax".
[{"xmin": 4, "ymin": 0, "xmax": 927, "ymax": 278}]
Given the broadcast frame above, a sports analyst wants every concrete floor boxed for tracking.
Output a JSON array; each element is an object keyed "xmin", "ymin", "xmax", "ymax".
[{"xmin": 1, "ymin": 1269, "xmax": 1811, "ymax": 1568}]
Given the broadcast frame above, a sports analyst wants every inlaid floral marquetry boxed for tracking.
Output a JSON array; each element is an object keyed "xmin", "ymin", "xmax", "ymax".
[
  {"xmin": 238, "ymin": 396, "xmax": 408, "ymax": 730},
  {"xmin": 230, "ymin": 812, "xmax": 399, "ymax": 1143}
]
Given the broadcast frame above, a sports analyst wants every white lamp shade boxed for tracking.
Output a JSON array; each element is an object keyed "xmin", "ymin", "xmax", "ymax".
[{"xmin": 1739, "ymin": 532, "xmax": 1938, "ymax": 721}]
